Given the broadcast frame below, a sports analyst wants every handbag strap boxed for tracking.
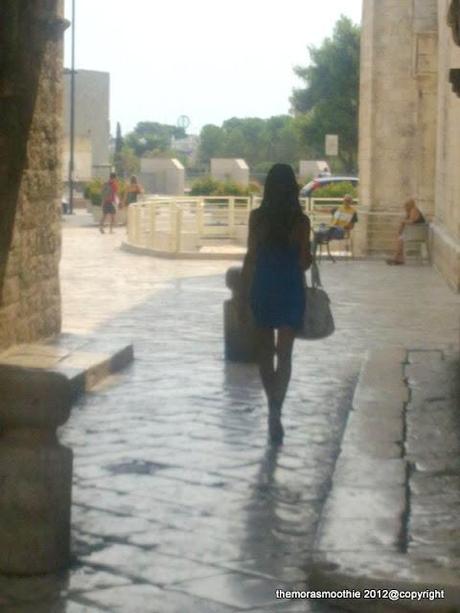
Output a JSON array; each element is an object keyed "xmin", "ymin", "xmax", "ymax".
[{"xmin": 305, "ymin": 260, "xmax": 322, "ymax": 288}]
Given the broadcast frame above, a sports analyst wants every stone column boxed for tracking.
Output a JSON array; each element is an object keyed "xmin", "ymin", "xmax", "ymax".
[
  {"xmin": 224, "ymin": 267, "xmax": 257, "ymax": 363},
  {"xmin": 0, "ymin": 0, "xmax": 66, "ymax": 351},
  {"xmin": 0, "ymin": 366, "xmax": 72, "ymax": 575},
  {"xmin": 359, "ymin": 0, "xmax": 438, "ymax": 255}
]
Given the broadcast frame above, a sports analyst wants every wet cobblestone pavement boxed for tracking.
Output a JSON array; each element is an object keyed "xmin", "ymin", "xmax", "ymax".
[{"xmin": 1, "ymin": 219, "xmax": 459, "ymax": 612}]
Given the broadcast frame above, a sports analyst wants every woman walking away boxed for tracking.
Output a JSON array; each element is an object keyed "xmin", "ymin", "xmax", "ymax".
[{"xmin": 241, "ymin": 164, "xmax": 312, "ymax": 445}]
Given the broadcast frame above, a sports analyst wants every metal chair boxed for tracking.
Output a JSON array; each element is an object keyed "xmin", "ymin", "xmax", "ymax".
[{"xmin": 315, "ymin": 227, "xmax": 353, "ymax": 263}]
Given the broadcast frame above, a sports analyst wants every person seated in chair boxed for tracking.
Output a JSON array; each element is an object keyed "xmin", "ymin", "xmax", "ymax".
[
  {"xmin": 386, "ymin": 198, "xmax": 425, "ymax": 265},
  {"xmin": 312, "ymin": 194, "xmax": 358, "ymax": 256}
]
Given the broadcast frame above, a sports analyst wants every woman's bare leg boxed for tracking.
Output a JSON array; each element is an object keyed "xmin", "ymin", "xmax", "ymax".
[
  {"xmin": 256, "ymin": 327, "xmax": 276, "ymax": 405},
  {"xmin": 99, "ymin": 214, "xmax": 107, "ymax": 233},
  {"xmin": 394, "ymin": 236, "xmax": 404, "ymax": 262},
  {"xmin": 274, "ymin": 326, "xmax": 296, "ymax": 412},
  {"xmin": 387, "ymin": 226, "xmax": 405, "ymax": 264},
  {"xmin": 265, "ymin": 326, "xmax": 295, "ymax": 444}
]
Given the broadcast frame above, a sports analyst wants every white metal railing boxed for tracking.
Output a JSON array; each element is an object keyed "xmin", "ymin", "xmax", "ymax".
[{"xmin": 125, "ymin": 195, "xmax": 367, "ymax": 254}]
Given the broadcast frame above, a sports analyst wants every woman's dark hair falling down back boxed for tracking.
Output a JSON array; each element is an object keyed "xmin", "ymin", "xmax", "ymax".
[{"xmin": 260, "ymin": 163, "xmax": 302, "ymax": 247}]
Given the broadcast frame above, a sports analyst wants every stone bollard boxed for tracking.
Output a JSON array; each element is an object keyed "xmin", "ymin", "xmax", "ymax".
[
  {"xmin": 224, "ymin": 266, "xmax": 257, "ymax": 362},
  {"xmin": 0, "ymin": 366, "xmax": 73, "ymax": 575}
]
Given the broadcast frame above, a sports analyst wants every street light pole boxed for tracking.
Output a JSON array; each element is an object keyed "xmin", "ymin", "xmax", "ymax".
[{"xmin": 68, "ymin": 0, "xmax": 76, "ymax": 214}]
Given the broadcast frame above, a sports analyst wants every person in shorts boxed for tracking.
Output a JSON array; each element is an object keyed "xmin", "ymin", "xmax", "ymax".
[
  {"xmin": 99, "ymin": 172, "xmax": 119, "ymax": 234},
  {"xmin": 312, "ymin": 194, "xmax": 358, "ymax": 256}
]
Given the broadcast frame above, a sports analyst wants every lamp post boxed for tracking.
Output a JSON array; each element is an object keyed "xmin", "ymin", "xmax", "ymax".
[{"xmin": 68, "ymin": 0, "xmax": 76, "ymax": 214}]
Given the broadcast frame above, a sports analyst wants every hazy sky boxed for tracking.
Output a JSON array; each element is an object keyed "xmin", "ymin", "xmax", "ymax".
[{"xmin": 64, "ymin": 0, "xmax": 362, "ymax": 136}]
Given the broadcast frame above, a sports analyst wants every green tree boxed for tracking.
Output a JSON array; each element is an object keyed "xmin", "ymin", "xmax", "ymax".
[
  {"xmin": 198, "ymin": 124, "xmax": 225, "ymax": 164},
  {"xmin": 118, "ymin": 146, "xmax": 140, "ymax": 177},
  {"xmin": 125, "ymin": 122, "xmax": 186, "ymax": 157},
  {"xmin": 197, "ymin": 116, "xmax": 303, "ymax": 169},
  {"xmin": 114, "ymin": 122, "xmax": 124, "ymax": 177},
  {"xmin": 291, "ymin": 16, "xmax": 360, "ymax": 172}
]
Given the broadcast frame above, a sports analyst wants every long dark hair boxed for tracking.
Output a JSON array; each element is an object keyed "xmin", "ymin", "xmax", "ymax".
[{"xmin": 260, "ymin": 163, "xmax": 302, "ymax": 246}]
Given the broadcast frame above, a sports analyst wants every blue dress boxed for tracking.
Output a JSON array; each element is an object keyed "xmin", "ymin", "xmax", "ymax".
[{"xmin": 250, "ymin": 244, "xmax": 305, "ymax": 329}]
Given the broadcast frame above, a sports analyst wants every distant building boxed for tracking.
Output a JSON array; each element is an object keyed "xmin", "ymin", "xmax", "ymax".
[
  {"xmin": 63, "ymin": 69, "xmax": 110, "ymax": 181},
  {"xmin": 211, "ymin": 159, "xmax": 249, "ymax": 186},
  {"xmin": 140, "ymin": 158, "xmax": 185, "ymax": 195}
]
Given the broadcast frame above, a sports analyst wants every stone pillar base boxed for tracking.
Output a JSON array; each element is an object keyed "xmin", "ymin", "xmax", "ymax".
[
  {"xmin": 0, "ymin": 439, "xmax": 72, "ymax": 575},
  {"xmin": 224, "ymin": 300, "xmax": 257, "ymax": 362},
  {"xmin": 0, "ymin": 366, "xmax": 72, "ymax": 575},
  {"xmin": 224, "ymin": 267, "xmax": 257, "ymax": 363}
]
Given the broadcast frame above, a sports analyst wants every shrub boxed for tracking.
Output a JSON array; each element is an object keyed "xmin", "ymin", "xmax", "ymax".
[
  {"xmin": 189, "ymin": 176, "xmax": 221, "ymax": 196},
  {"xmin": 312, "ymin": 181, "xmax": 358, "ymax": 199},
  {"xmin": 83, "ymin": 178, "xmax": 127, "ymax": 206},
  {"xmin": 190, "ymin": 176, "xmax": 256, "ymax": 196},
  {"xmin": 248, "ymin": 180, "xmax": 262, "ymax": 194},
  {"xmin": 84, "ymin": 178, "xmax": 104, "ymax": 206}
]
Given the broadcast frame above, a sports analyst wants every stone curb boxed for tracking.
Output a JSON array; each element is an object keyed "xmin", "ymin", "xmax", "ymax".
[
  {"xmin": 309, "ymin": 348, "xmax": 460, "ymax": 612},
  {"xmin": 0, "ymin": 337, "xmax": 134, "ymax": 401},
  {"xmin": 121, "ymin": 240, "xmax": 367, "ymax": 262},
  {"xmin": 121, "ymin": 241, "xmax": 245, "ymax": 261}
]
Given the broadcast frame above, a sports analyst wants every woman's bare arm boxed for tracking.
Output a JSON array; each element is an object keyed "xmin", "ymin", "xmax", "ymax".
[
  {"xmin": 408, "ymin": 206, "xmax": 423, "ymax": 223},
  {"xmin": 297, "ymin": 216, "xmax": 312, "ymax": 270},
  {"xmin": 241, "ymin": 210, "xmax": 258, "ymax": 298}
]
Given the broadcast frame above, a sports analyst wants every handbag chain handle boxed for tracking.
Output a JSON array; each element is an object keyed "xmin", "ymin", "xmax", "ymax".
[{"xmin": 305, "ymin": 260, "xmax": 322, "ymax": 289}]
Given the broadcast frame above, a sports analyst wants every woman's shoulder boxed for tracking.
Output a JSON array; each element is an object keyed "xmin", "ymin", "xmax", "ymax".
[{"xmin": 249, "ymin": 208, "xmax": 265, "ymax": 225}]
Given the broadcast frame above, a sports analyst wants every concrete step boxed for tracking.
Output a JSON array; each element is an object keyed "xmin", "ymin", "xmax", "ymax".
[
  {"xmin": 309, "ymin": 348, "xmax": 460, "ymax": 612},
  {"xmin": 0, "ymin": 334, "xmax": 134, "ymax": 401}
]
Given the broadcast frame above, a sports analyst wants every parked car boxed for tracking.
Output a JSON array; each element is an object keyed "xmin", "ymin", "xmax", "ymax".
[{"xmin": 300, "ymin": 176, "xmax": 359, "ymax": 197}]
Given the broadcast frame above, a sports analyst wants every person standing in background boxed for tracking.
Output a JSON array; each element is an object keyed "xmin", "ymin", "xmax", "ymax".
[
  {"xmin": 122, "ymin": 175, "xmax": 144, "ymax": 208},
  {"xmin": 99, "ymin": 172, "xmax": 119, "ymax": 234}
]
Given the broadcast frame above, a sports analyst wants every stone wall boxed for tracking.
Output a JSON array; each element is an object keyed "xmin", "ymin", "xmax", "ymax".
[
  {"xmin": 432, "ymin": 0, "xmax": 460, "ymax": 291},
  {"xmin": 0, "ymin": 1, "xmax": 65, "ymax": 350}
]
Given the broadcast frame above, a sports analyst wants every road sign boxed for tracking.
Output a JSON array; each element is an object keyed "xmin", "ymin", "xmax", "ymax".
[{"xmin": 325, "ymin": 134, "xmax": 339, "ymax": 156}]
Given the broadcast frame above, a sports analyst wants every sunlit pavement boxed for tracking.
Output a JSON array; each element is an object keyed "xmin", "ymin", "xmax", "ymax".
[{"xmin": 1, "ymin": 214, "xmax": 458, "ymax": 612}]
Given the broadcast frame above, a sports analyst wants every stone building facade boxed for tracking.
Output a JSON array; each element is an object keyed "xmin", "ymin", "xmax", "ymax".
[
  {"xmin": 62, "ymin": 69, "xmax": 110, "ymax": 180},
  {"xmin": 358, "ymin": 0, "xmax": 460, "ymax": 291},
  {"xmin": 0, "ymin": 0, "xmax": 65, "ymax": 351}
]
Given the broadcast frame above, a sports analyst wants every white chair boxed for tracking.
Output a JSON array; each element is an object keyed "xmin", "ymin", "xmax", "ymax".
[{"xmin": 403, "ymin": 223, "xmax": 430, "ymax": 263}]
